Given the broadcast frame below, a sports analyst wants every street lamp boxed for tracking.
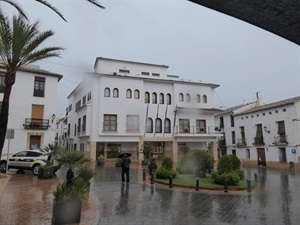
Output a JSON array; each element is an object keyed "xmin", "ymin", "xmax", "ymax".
[{"xmin": 51, "ymin": 114, "xmax": 56, "ymax": 123}]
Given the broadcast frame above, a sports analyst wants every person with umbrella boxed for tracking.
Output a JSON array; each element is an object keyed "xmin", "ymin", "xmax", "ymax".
[{"xmin": 119, "ymin": 153, "xmax": 131, "ymax": 183}]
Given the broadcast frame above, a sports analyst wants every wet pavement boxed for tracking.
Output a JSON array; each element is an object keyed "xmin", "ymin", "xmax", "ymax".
[
  {"xmin": 0, "ymin": 164, "xmax": 300, "ymax": 225},
  {"xmin": 92, "ymin": 165, "xmax": 300, "ymax": 225}
]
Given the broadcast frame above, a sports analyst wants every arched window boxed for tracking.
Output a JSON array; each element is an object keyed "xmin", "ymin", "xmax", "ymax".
[
  {"xmin": 164, "ymin": 118, "xmax": 171, "ymax": 133},
  {"xmin": 152, "ymin": 92, "xmax": 157, "ymax": 104},
  {"xmin": 186, "ymin": 94, "xmax": 190, "ymax": 102},
  {"xmin": 179, "ymin": 93, "xmax": 184, "ymax": 102},
  {"xmin": 126, "ymin": 89, "xmax": 132, "ymax": 98},
  {"xmin": 145, "ymin": 92, "xmax": 150, "ymax": 103},
  {"xmin": 104, "ymin": 87, "xmax": 110, "ymax": 97},
  {"xmin": 134, "ymin": 89, "xmax": 140, "ymax": 99},
  {"xmin": 113, "ymin": 88, "xmax": 119, "ymax": 98},
  {"xmin": 146, "ymin": 118, "xmax": 153, "ymax": 133},
  {"xmin": 155, "ymin": 118, "xmax": 162, "ymax": 133},
  {"xmin": 196, "ymin": 94, "xmax": 201, "ymax": 103},
  {"xmin": 159, "ymin": 93, "xmax": 164, "ymax": 104},
  {"xmin": 166, "ymin": 93, "xmax": 171, "ymax": 105},
  {"xmin": 202, "ymin": 95, "xmax": 207, "ymax": 103}
]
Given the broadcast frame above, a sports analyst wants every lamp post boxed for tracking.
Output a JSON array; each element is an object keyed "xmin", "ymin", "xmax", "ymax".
[{"xmin": 51, "ymin": 114, "xmax": 56, "ymax": 123}]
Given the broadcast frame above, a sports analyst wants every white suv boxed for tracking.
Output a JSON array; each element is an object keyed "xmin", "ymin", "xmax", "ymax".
[{"xmin": 0, "ymin": 149, "xmax": 49, "ymax": 176}]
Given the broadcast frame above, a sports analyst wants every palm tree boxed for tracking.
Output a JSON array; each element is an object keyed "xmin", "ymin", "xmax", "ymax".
[
  {"xmin": 0, "ymin": 11, "xmax": 64, "ymax": 159},
  {"xmin": 0, "ymin": 0, "xmax": 105, "ymax": 22}
]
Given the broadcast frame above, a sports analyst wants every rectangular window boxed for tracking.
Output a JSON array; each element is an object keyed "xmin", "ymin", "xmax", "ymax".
[
  {"xmin": 232, "ymin": 149, "xmax": 236, "ymax": 155},
  {"xmin": 68, "ymin": 123, "xmax": 70, "ymax": 136},
  {"xmin": 141, "ymin": 72, "xmax": 150, "ymax": 76},
  {"xmin": 119, "ymin": 69, "xmax": 130, "ymax": 74},
  {"xmin": 80, "ymin": 143, "xmax": 84, "ymax": 151},
  {"xmin": 33, "ymin": 77, "xmax": 45, "ymax": 97},
  {"xmin": 82, "ymin": 115, "xmax": 86, "ymax": 132},
  {"xmin": 0, "ymin": 73, "xmax": 5, "ymax": 93},
  {"xmin": 78, "ymin": 118, "xmax": 81, "ymax": 133},
  {"xmin": 126, "ymin": 115, "xmax": 139, "ymax": 131},
  {"xmin": 75, "ymin": 100, "xmax": 81, "ymax": 111},
  {"xmin": 68, "ymin": 104, "xmax": 72, "ymax": 112},
  {"xmin": 82, "ymin": 95, "xmax": 86, "ymax": 105},
  {"xmin": 31, "ymin": 104, "xmax": 44, "ymax": 119},
  {"xmin": 254, "ymin": 124, "xmax": 264, "ymax": 145},
  {"xmin": 87, "ymin": 91, "xmax": 92, "ymax": 101},
  {"xmin": 246, "ymin": 149, "xmax": 250, "ymax": 159},
  {"xmin": 152, "ymin": 73, "xmax": 160, "ymax": 77},
  {"xmin": 74, "ymin": 124, "xmax": 76, "ymax": 136},
  {"xmin": 179, "ymin": 119, "xmax": 190, "ymax": 133},
  {"xmin": 279, "ymin": 148, "xmax": 287, "ymax": 162},
  {"xmin": 230, "ymin": 115, "xmax": 234, "ymax": 127},
  {"xmin": 220, "ymin": 117, "xmax": 224, "ymax": 128},
  {"xmin": 196, "ymin": 119, "xmax": 206, "ymax": 133},
  {"xmin": 231, "ymin": 131, "xmax": 236, "ymax": 144},
  {"xmin": 104, "ymin": 114, "xmax": 117, "ymax": 131}
]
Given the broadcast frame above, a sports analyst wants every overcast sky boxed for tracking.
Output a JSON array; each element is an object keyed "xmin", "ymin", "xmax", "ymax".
[{"xmin": 3, "ymin": 0, "xmax": 300, "ymax": 116}]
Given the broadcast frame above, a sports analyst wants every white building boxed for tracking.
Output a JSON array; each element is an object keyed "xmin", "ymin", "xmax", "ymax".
[
  {"xmin": 0, "ymin": 65, "xmax": 62, "ymax": 156},
  {"xmin": 216, "ymin": 96, "xmax": 300, "ymax": 169},
  {"xmin": 67, "ymin": 57, "xmax": 222, "ymax": 164},
  {"xmin": 55, "ymin": 116, "xmax": 68, "ymax": 150}
]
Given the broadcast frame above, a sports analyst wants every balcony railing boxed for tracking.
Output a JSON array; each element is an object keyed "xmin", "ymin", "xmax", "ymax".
[
  {"xmin": 218, "ymin": 138, "xmax": 226, "ymax": 148},
  {"xmin": 237, "ymin": 138, "xmax": 247, "ymax": 147},
  {"xmin": 174, "ymin": 126, "xmax": 221, "ymax": 134},
  {"xmin": 273, "ymin": 135, "xmax": 288, "ymax": 145},
  {"xmin": 253, "ymin": 137, "xmax": 265, "ymax": 146},
  {"xmin": 24, "ymin": 118, "xmax": 49, "ymax": 130}
]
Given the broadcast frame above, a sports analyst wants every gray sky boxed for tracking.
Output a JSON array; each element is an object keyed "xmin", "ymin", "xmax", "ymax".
[{"xmin": 3, "ymin": 0, "xmax": 300, "ymax": 116}]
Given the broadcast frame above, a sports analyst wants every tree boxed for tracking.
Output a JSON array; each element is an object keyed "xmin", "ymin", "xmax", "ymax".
[
  {"xmin": 0, "ymin": 0, "xmax": 105, "ymax": 22},
  {"xmin": 0, "ymin": 11, "xmax": 64, "ymax": 160}
]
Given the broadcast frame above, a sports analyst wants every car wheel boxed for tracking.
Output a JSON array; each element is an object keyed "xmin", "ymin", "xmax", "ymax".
[
  {"xmin": 32, "ymin": 164, "xmax": 40, "ymax": 176},
  {"xmin": 0, "ymin": 161, "xmax": 7, "ymax": 173}
]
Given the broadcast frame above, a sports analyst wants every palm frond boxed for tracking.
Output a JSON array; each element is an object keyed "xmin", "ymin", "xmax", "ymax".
[
  {"xmin": 0, "ymin": 0, "xmax": 28, "ymax": 20},
  {"xmin": 35, "ymin": 0, "xmax": 67, "ymax": 22},
  {"xmin": 86, "ymin": 0, "xmax": 105, "ymax": 9}
]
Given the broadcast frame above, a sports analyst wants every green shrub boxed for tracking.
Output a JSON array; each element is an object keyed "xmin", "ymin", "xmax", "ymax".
[
  {"xmin": 228, "ymin": 155, "xmax": 241, "ymax": 170},
  {"xmin": 234, "ymin": 169, "xmax": 244, "ymax": 180},
  {"xmin": 156, "ymin": 167, "xmax": 177, "ymax": 179},
  {"xmin": 161, "ymin": 157, "xmax": 173, "ymax": 170},
  {"xmin": 217, "ymin": 155, "xmax": 233, "ymax": 174},
  {"xmin": 213, "ymin": 171, "xmax": 240, "ymax": 185},
  {"xmin": 193, "ymin": 150, "xmax": 213, "ymax": 170}
]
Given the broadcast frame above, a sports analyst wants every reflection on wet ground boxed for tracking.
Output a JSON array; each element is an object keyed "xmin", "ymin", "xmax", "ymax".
[{"xmin": 92, "ymin": 166, "xmax": 300, "ymax": 225}]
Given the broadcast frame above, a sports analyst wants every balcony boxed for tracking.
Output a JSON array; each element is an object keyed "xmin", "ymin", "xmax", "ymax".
[
  {"xmin": 173, "ymin": 126, "xmax": 221, "ymax": 134},
  {"xmin": 253, "ymin": 137, "xmax": 265, "ymax": 146},
  {"xmin": 237, "ymin": 138, "xmax": 247, "ymax": 147},
  {"xmin": 273, "ymin": 135, "xmax": 288, "ymax": 146},
  {"xmin": 218, "ymin": 138, "xmax": 226, "ymax": 148},
  {"xmin": 24, "ymin": 118, "xmax": 49, "ymax": 130}
]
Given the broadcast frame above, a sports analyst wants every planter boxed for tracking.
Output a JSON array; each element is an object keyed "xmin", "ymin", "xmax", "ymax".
[
  {"xmin": 97, "ymin": 161, "xmax": 105, "ymax": 166},
  {"xmin": 38, "ymin": 167, "xmax": 54, "ymax": 179},
  {"xmin": 52, "ymin": 198, "xmax": 82, "ymax": 225}
]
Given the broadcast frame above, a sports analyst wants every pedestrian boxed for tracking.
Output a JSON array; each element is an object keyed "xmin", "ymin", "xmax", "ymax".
[{"xmin": 121, "ymin": 154, "xmax": 131, "ymax": 183}]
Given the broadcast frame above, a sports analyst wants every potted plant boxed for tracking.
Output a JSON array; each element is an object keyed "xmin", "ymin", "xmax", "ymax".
[
  {"xmin": 97, "ymin": 155, "xmax": 105, "ymax": 166},
  {"xmin": 142, "ymin": 144, "xmax": 153, "ymax": 165},
  {"xmin": 44, "ymin": 143, "xmax": 63, "ymax": 174},
  {"xmin": 52, "ymin": 151, "xmax": 92, "ymax": 224},
  {"xmin": 76, "ymin": 165, "xmax": 96, "ymax": 190},
  {"xmin": 52, "ymin": 178, "xmax": 89, "ymax": 224}
]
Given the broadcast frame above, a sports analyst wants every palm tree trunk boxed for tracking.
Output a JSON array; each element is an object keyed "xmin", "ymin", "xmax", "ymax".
[{"xmin": 0, "ymin": 73, "xmax": 15, "ymax": 159}]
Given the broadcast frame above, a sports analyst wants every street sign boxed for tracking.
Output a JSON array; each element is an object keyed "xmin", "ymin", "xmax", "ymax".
[
  {"xmin": 291, "ymin": 149, "xmax": 296, "ymax": 154},
  {"xmin": 6, "ymin": 129, "xmax": 14, "ymax": 139}
]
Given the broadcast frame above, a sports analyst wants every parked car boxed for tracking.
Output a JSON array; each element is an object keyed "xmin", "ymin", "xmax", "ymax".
[{"xmin": 0, "ymin": 149, "xmax": 50, "ymax": 175}]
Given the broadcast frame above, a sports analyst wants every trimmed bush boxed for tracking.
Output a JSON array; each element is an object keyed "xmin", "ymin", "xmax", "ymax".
[
  {"xmin": 228, "ymin": 155, "xmax": 241, "ymax": 170},
  {"xmin": 156, "ymin": 167, "xmax": 177, "ymax": 179},
  {"xmin": 193, "ymin": 150, "xmax": 213, "ymax": 170},
  {"xmin": 217, "ymin": 155, "xmax": 233, "ymax": 174},
  {"xmin": 177, "ymin": 155, "xmax": 196, "ymax": 174},
  {"xmin": 234, "ymin": 169, "xmax": 245, "ymax": 180},
  {"xmin": 213, "ymin": 171, "xmax": 240, "ymax": 185},
  {"xmin": 161, "ymin": 157, "xmax": 173, "ymax": 170}
]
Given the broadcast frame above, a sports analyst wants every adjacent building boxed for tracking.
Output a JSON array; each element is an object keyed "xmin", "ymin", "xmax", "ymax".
[
  {"xmin": 66, "ymin": 57, "xmax": 222, "ymax": 164},
  {"xmin": 216, "ymin": 96, "xmax": 300, "ymax": 169},
  {"xmin": 0, "ymin": 65, "xmax": 62, "ymax": 156}
]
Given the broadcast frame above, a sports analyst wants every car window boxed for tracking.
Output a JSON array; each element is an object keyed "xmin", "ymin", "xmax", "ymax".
[
  {"xmin": 26, "ymin": 151, "xmax": 42, "ymax": 157},
  {"xmin": 14, "ymin": 151, "xmax": 28, "ymax": 157}
]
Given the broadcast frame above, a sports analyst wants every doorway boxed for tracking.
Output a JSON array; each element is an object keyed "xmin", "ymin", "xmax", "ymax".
[
  {"xmin": 257, "ymin": 148, "xmax": 266, "ymax": 166},
  {"xmin": 30, "ymin": 135, "xmax": 41, "ymax": 149}
]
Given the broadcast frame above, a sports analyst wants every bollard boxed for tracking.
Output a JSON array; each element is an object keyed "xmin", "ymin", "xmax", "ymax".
[
  {"xmin": 196, "ymin": 177, "xmax": 200, "ymax": 191},
  {"xmin": 254, "ymin": 173, "xmax": 258, "ymax": 182},
  {"xmin": 149, "ymin": 168, "xmax": 153, "ymax": 176},
  {"xmin": 151, "ymin": 173, "xmax": 154, "ymax": 184},
  {"xmin": 247, "ymin": 179, "xmax": 252, "ymax": 192},
  {"xmin": 143, "ymin": 169, "xmax": 146, "ymax": 181},
  {"xmin": 224, "ymin": 181, "xmax": 228, "ymax": 193},
  {"xmin": 169, "ymin": 176, "xmax": 173, "ymax": 188}
]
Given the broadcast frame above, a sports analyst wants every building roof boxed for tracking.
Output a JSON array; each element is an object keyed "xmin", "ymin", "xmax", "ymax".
[
  {"xmin": 236, "ymin": 96, "xmax": 300, "ymax": 115},
  {"xmin": 93, "ymin": 57, "xmax": 169, "ymax": 70},
  {"xmin": 0, "ymin": 64, "xmax": 63, "ymax": 81},
  {"xmin": 189, "ymin": 0, "xmax": 300, "ymax": 45}
]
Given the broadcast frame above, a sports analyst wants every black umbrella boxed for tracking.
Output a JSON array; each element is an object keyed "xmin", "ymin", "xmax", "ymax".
[{"xmin": 118, "ymin": 153, "xmax": 132, "ymax": 158}]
